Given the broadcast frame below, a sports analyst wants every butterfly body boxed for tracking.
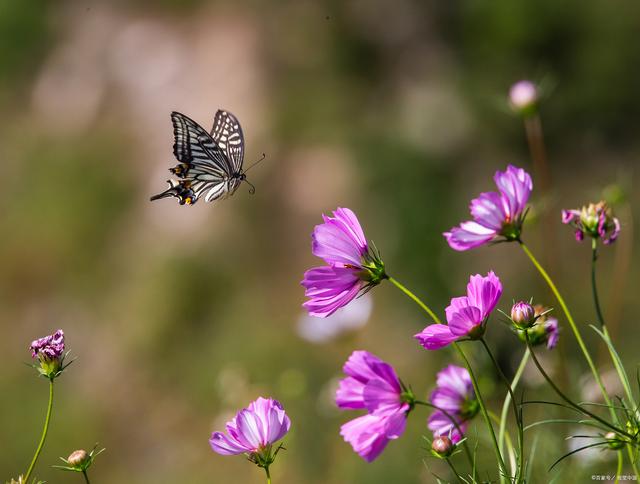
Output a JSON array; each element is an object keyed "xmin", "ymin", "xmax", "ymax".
[{"xmin": 151, "ymin": 110, "xmax": 249, "ymax": 205}]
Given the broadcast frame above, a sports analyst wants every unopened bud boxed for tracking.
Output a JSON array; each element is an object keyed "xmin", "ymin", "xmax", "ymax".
[
  {"xmin": 67, "ymin": 449, "xmax": 89, "ymax": 466},
  {"xmin": 431, "ymin": 436, "xmax": 454, "ymax": 457},
  {"xmin": 511, "ymin": 301, "xmax": 536, "ymax": 329},
  {"xmin": 509, "ymin": 80, "xmax": 538, "ymax": 116}
]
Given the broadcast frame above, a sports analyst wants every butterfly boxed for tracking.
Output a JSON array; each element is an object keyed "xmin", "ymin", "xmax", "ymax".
[{"xmin": 151, "ymin": 110, "xmax": 262, "ymax": 205}]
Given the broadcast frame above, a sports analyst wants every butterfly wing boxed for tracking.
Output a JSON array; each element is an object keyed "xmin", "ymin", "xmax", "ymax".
[{"xmin": 210, "ymin": 109, "xmax": 245, "ymax": 175}]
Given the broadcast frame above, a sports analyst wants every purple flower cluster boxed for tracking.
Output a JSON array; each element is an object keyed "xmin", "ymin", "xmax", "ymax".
[
  {"xmin": 30, "ymin": 329, "xmax": 65, "ymax": 362},
  {"xmin": 415, "ymin": 272, "xmax": 502, "ymax": 349},
  {"xmin": 209, "ymin": 397, "xmax": 291, "ymax": 459},
  {"xmin": 562, "ymin": 201, "xmax": 620, "ymax": 245},
  {"xmin": 336, "ymin": 351, "xmax": 410, "ymax": 462},
  {"xmin": 444, "ymin": 165, "xmax": 532, "ymax": 251},
  {"xmin": 428, "ymin": 365, "xmax": 478, "ymax": 443},
  {"xmin": 302, "ymin": 208, "xmax": 385, "ymax": 318}
]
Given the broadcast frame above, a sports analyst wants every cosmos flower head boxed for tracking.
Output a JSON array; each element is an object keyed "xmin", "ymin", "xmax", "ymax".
[
  {"xmin": 209, "ymin": 397, "xmax": 291, "ymax": 470},
  {"xmin": 336, "ymin": 351, "xmax": 412, "ymax": 462},
  {"xmin": 562, "ymin": 201, "xmax": 620, "ymax": 245},
  {"xmin": 428, "ymin": 365, "xmax": 478, "ymax": 443},
  {"xmin": 30, "ymin": 329, "xmax": 67, "ymax": 379},
  {"xmin": 302, "ymin": 208, "xmax": 386, "ymax": 318},
  {"xmin": 444, "ymin": 165, "xmax": 533, "ymax": 251},
  {"xmin": 415, "ymin": 272, "xmax": 502, "ymax": 350}
]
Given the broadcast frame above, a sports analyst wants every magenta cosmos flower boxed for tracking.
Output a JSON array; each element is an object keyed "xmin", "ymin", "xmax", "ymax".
[
  {"xmin": 415, "ymin": 272, "xmax": 502, "ymax": 349},
  {"xmin": 336, "ymin": 351, "xmax": 412, "ymax": 462},
  {"xmin": 30, "ymin": 329, "xmax": 66, "ymax": 378},
  {"xmin": 444, "ymin": 165, "xmax": 533, "ymax": 251},
  {"xmin": 210, "ymin": 397, "xmax": 291, "ymax": 470},
  {"xmin": 562, "ymin": 201, "xmax": 620, "ymax": 245},
  {"xmin": 302, "ymin": 208, "xmax": 386, "ymax": 318},
  {"xmin": 428, "ymin": 365, "xmax": 478, "ymax": 443}
]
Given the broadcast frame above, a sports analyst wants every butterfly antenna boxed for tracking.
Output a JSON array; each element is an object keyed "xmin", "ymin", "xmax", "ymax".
[
  {"xmin": 243, "ymin": 152, "xmax": 267, "ymax": 173},
  {"xmin": 244, "ymin": 178, "xmax": 256, "ymax": 195}
]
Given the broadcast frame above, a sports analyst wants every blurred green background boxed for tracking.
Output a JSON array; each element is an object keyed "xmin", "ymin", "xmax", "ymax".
[{"xmin": 1, "ymin": 0, "xmax": 639, "ymax": 482}]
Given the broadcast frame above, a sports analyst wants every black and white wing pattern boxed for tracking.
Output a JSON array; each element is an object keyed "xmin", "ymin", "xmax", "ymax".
[
  {"xmin": 210, "ymin": 109, "xmax": 245, "ymax": 174},
  {"xmin": 150, "ymin": 110, "xmax": 246, "ymax": 205}
]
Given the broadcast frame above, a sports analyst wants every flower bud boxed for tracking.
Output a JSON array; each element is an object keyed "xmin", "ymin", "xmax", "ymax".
[
  {"xmin": 431, "ymin": 436, "xmax": 454, "ymax": 457},
  {"xmin": 509, "ymin": 80, "xmax": 538, "ymax": 116},
  {"xmin": 67, "ymin": 449, "xmax": 89, "ymax": 466},
  {"xmin": 605, "ymin": 432, "xmax": 625, "ymax": 450},
  {"xmin": 30, "ymin": 329, "xmax": 66, "ymax": 378},
  {"xmin": 562, "ymin": 201, "xmax": 620, "ymax": 245},
  {"xmin": 510, "ymin": 301, "xmax": 536, "ymax": 329}
]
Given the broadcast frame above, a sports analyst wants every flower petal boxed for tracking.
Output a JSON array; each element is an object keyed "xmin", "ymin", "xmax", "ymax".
[
  {"xmin": 415, "ymin": 324, "xmax": 459, "ymax": 350},
  {"xmin": 444, "ymin": 221, "xmax": 497, "ymax": 251}
]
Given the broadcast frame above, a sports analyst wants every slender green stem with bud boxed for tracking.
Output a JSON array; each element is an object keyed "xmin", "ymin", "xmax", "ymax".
[
  {"xmin": 524, "ymin": 332, "xmax": 632, "ymax": 439},
  {"xmin": 518, "ymin": 241, "xmax": 615, "ymax": 411},
  {"xmin": 498, "ymin": 348, "xmax": 529, "ymax": 484},
  {"xmin": 387, "ymin": 276, "xmax": 441, "ymax": 323},
  {"xmin": 265, "ymin": 466, "xmax": 271, "ymax": 484},
  {"xmin": 83, "ymin": 469, "xmax": 91, "ymax": 484},
  {"xmin": 24, "ymin": 379, "xmax": 55, "ymax": 482},
  {"xmin": 444, "ymin": 457, "xmax": 464, "ymax": 484},
  {"xmin": 454, "ymin": 343, "xmax": 509, "ymax": 479},
  {"xmin": 480, "ymin": 338, "xmax": 524, "ymax": 484}
]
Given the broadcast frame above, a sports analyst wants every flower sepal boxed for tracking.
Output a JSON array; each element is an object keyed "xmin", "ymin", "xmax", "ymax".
[
  {"xmin": 246, "ymin": 443, "xmax": 286, "ymax": 470},
  {"xmin": 29, "ymin": 351, "xmax": 74, "ymax": 381}
]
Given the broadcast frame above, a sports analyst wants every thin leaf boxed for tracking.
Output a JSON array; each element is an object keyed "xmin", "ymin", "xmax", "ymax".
[
  {"xmin": 548, "ymin": 441, "xmax": 609, "ymax": 471},
  {"xmin": 524, "ymin": 419, "xmax": 609, "ymax": 432},
  {"xmin": 591, "ymin": 324, "xmax": 636, "ymax": 407}
]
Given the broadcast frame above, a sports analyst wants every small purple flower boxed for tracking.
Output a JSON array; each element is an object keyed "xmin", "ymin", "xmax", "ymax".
[
  {"xmin": 544, "ymin": 317, "xmax": 559, "ymax": 350},
  {"xmin": 415, "ymin": 272, "xmax": 502, "ymax": 350},
  {"xmin": 509, "ymin": 80, "xmax": 538, "ymax": 115},
  {"xmin": 302, "ymin": 208, "xmax": 386, "ymax": 318},
  {"xmin": 428, "ymin": 365, "xmax": 478, "ymax": 443},
  {"xmin": 336, "ymin": 351, "xmax": 411, "ymax": 462},
  {"xmin": 30, "ymin": 329, "xmax": 67, "ymax": 378},
  {"xmin": 562, "ymin": 201, "xmax": 620, "ymax": 245},
  {"xmin": 209, "ymin": 397, "xmax": 290, "ymax": 468},
  {"xmin": 444, "ymin": 165, "xmax": 533, "ymax": 251},
  {"xmin": 30, "ymin": 329, "xmax": 65, "ymax": 361}
]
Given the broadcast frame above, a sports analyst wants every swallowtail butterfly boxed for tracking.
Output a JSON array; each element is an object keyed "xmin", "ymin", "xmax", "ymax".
[{"xmin": 151, "ymin": 110, "xmax": 260, "ymax": 205}]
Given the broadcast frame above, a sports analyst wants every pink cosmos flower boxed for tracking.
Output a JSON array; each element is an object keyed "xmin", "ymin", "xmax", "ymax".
[
  {"xmin": 428, "ymin": 365, "xmax": 478, "ymax": 443},
  {"xmin": 415, "ymin": 272, "xmax": 502, "ymax": 350},
  {"xmin": 444, "ymin": 165, "xmax": 533, "ymax": 251},
  {"xmin": 336, "ymin": 351, "xmax": 411, "ymax": 462},
  {"xmin": 562, "ymin": 201, "xmax": 620, "ymax": 245},
  {"xmin": 209, "ymin": 397, "xmax": 290, "ymax": 464},
  {"xmin": 30, "ymin": 329, "xmax": 65, "ymax": 361},
  {"xmin": 302, "ymin": 208, "xmax": 386, "ymax": 318}
]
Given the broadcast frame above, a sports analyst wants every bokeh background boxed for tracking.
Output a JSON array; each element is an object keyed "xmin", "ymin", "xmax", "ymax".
[{"xmin": 1, "ymin": 0, "xmax": 639, "ymax": 482}]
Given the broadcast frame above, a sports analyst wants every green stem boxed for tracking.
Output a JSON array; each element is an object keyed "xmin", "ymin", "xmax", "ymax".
[
  {"xmin": 519, "ymin": 241, "xmax": 614, "ymax": 409},
  {"xmin": 591, "ymin": 238, "xmax": 606, "ymax": 328},
  {"xmin": 480, "ymin": 338, "xmax": 524, "ymax": 483},
  {"xmin": 387, "ymin": 276, "xmax": 442, "ymax": 324},
  {"xmin": 615, "ymin": 450, "xmax": 622, "ymax": 484},
  {"xmin": 265, "ymin": 465, "xmax": 271, "ymax": 484},
  {"xmin": 83, "ymin": 470, "xmax": 91, "ymax": 484},
  {"xmin": 445, "ymin": 457, "xmax": 465, "ymax": 484},
  {"xmin": 524, "ymin": 333, "xmax": 633, "ymax": 439},
  {"xmin": 489, "ymin": 411, "xmax": 517, "ymax": 478},
  {"xmin": 453, "ymin": 342, "xmax": 509, "ymax": 479},
  {"xmin": 24, "ymin": 379, "xmax": 55, "ymax": 482},
  {"xmin": 498, "ymin": 348, "xmax": 530, "ymax": 479}
]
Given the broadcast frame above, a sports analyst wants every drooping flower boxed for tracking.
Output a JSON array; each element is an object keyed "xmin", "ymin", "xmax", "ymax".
[
  {"xmin": 509, "ymin": 80, "xmax": 538, "ymax": 116},
  {"xmin": 30, "ymin": 329, "xmax": 66, "ymax": 378},
  {"xmin": 415, "ymin": 272, "xmax": 502, "ymax": 350},
  {"xmin": 444, "ymin": 165, "xmax": 533, "ymax": 251},
  {"xmin": 209, "ymin": 397, "xmax": 291, "ymax": 470},
  {"xmin": 302, "ymin": 208, "xmax": 386, "ymax": 317},
  {"xmin": 518, "ymin": 304, "xmax": 559, "ymax": 350},
  {"xmin": 336, "ymin": 351, "xmax": 412, "ymax": 462},
  {"xmin": 428, "ymin": 365, "xmax": 478, "ymax": 443},
  {"xmin": 562, "ymin": 201, "xmax": 620, "ymax": 245}
]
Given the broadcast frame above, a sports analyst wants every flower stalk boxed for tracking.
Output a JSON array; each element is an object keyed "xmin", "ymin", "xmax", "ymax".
[{"xmin": 24, "ymin": 379, "xmax": 54, "ymax": 483}]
